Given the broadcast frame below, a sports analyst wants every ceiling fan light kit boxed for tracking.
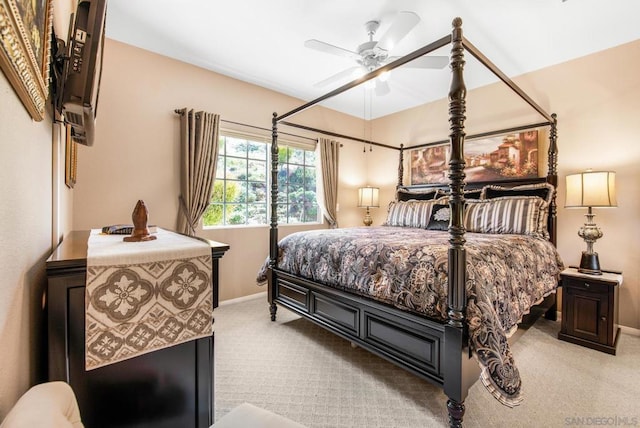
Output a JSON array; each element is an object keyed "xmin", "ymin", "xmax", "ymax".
[{"xmin": 357, "ymin": 20, "xmax": 389, "ymax": 70}]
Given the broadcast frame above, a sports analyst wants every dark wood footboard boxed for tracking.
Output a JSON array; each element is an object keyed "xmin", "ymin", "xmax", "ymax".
[{"xmin": 271, "ymin": 269, "xmax": 454, "ymax": 387}]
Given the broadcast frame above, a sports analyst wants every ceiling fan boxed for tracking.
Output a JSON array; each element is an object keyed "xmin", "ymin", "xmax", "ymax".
[{"xmin": 304, "ymin": 11, "xmax": 448, "ymax": 96}]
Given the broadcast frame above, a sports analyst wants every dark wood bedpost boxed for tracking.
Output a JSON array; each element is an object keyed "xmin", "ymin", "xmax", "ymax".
[
  {"xmin": 543, "ymin": 113, "xmax": 559, "ymax": 321},
  {"xmin": 447, "ymin": 18, "xmax": 467, "ymax": 330},
  {"xmin": 397, "ymin": 144, "xmax": 404, "ymax": 189},
  {"xmin": 547, "ymin": 113, "xmax": 558, "ymax": 245},
  {"xmin": 268, "ymin": 112, "xmax": 279, "ymax": 321},
  {"xmin": 444, "ymin": 17, "xmax": 478, "ymax": 428}
]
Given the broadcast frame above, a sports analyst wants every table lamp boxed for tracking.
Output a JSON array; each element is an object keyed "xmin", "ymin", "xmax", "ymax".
[
  {"xmin": 565, "ymin": 170, "xmax": 617, "ymax": 275},
  {"xmin": 358, "ymin": 186, "xmax": 379, "ymax": 226}
]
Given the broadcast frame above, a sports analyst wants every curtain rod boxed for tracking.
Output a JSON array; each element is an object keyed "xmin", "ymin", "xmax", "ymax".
[{"xmin": 173, "ymin": 109, "xmax": 317, "ymax": 142}]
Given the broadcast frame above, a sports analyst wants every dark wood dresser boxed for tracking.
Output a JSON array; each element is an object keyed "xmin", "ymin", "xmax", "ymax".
[
  {"xmin": 558, "ymin": 267, "xmax": 622, "ymax": 355},
  {"xmin": 45, "ymin": 230, "xmax": 229, "ymax": 428}
]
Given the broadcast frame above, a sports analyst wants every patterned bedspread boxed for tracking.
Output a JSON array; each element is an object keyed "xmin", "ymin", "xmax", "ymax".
[{"xmin": 257, "ymin": 226, "xmax": 564, "ymax": 406}]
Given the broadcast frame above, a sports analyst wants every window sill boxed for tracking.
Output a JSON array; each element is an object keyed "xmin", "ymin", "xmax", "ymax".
[{"xmin": 202, "ymin": 222, "xmax": 324, "ymax": 231}]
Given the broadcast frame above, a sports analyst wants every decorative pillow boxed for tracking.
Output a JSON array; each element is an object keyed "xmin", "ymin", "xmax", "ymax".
[
  {"xmin": 426, "ymin": 204, "xmax": 450, "ymax": 231},
  {"xmin": 481, "ymin": 182, "xmax": 555, "ymax": 205},
  {"xmin": 463, "ymin": 196, "xmax": 547, "ymax": 236},
  {"xmin": 481, "ymin": 183, "xmax": 555, "ymax": 239},
  {"xmin": 436, "ymin": 189, "xmax": 482, "ymax": 200},
  {"xmin": 397, "ymin": 188, "xmax": 441, "ymax": 202},
  {"xmin": 384, "ymin": 201, "xmax": 413, "ymax": 227},
  {"xmin": 463, "ymin": 189, "xmax": 483, "ymax": 199},
  {"xmin": 384, "ymin": 198, "xmax": 447, "ymax": 228}
]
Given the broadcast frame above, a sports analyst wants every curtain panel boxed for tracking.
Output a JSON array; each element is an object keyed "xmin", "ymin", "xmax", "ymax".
[
  {"xmin": 319, "ymin": 138, "xmax": 340, "ymax": 228},
  {"xmin": 177, "ymin": 108, "xmax": 220, "ymax": 235}
]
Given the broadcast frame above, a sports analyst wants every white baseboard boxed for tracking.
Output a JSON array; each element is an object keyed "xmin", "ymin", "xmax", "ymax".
[
  {"xmin": 219, "ymin": 291, "xmax": 267, "ymax": 307},
  {"xmin": 620, "ymin": 325, "xmax": 640, "ymax": 337}
]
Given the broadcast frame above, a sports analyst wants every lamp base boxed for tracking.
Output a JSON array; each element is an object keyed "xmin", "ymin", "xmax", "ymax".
[
  {"xmin": 578, "ymin": 251, "xmax": 602, "ymax": 275},
  {"xmin": 362, "ymin": 214, "xmax": 373, "ymax": 226},
  {"xmin": 362, "ymin": 207, "xmax": 373, "ymax": 226}
]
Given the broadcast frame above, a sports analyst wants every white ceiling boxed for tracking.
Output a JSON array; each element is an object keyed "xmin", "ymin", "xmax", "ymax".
[{"xmin": 105, "ymin": 0, "xmax": 640, "ymax": 119}]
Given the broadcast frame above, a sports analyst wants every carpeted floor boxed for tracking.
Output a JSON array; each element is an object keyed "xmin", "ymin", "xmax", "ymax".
[{"xmin": 214, "ymin": 294, "xmax": 640, "ymax": 428}]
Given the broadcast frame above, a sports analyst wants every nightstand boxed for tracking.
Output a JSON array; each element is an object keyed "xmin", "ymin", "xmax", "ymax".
[{"xmin": 558, "ymin": 267, "xmax": 622, "ymax": 355}]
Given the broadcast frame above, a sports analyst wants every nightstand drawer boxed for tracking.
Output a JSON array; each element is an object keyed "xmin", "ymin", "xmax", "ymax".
[{"xmin": 563, "ymin": 277, "xmax": 610, "ymax": 294}]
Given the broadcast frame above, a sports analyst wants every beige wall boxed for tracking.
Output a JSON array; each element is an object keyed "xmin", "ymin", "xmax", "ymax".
[
  {"xmin": 72, "ymin": 39, "xmax": 370, "ymax": 301},
  {"xmin": 371, "ymin": 39, "xmax": 640, "ymax": 329},
  {"xmin": 0, "ymin": 0, "xmax": 76, "ymax": 416},
  {"xmin": 0, "ymin": 67, "xmax": 52, "ymax": 418}
]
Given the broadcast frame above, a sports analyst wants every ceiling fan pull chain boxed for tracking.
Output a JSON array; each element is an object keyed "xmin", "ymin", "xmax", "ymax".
[{"xmin": 369, "ymin": 93, "xmax": 373, "ymax": 152}]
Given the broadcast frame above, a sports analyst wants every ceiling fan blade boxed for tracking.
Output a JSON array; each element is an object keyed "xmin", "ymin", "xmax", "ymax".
[
  {"xmin": 314, "ymin": 66, "xmax": 362, "ymax": 88},
  {"xmin": 401, "ymin": 55, "xmax": 449, "ymax": 69},
  {"xmin": 304, "ymin": 39, "xmax": 360, "ymax": 60},
  {"xmin": 377, "ymin": 11, "xmax": 420, "ymax": 51},
  {"xmin": 375, "ymin": 79, "xmax": 391, "ymax": 96}
]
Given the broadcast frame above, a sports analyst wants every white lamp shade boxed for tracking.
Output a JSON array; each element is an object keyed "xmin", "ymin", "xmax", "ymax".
[
  {"xmin": 358, "ymin": 187, "xmax": 380, "ymax": 208},
  {"xmin": 565, "ymin": 171, "xmax": 617, "ymax": 208}
]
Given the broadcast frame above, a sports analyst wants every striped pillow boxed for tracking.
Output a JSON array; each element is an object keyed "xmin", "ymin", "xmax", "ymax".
[
  {"xmin": 481, "ymin": 182, "xmax": 555, "ymax": 239},
  {"xmin": 384, "ymin": 199, "xmax": 446, "ymax": 228},
  {"xmin": 464, "ymin": 196, "xmax": 547, "ymax": 236}
]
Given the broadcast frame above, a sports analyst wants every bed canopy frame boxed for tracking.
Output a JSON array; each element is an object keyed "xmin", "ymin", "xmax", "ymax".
[{"xmin": 267, "ymin": 18, "xmax": 558, "ymax": 427}]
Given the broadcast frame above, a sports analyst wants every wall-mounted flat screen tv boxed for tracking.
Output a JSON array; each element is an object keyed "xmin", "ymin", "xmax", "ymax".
[{"xmin": 54, "ymin": 0, "xmax": 107, "ymax": 146}]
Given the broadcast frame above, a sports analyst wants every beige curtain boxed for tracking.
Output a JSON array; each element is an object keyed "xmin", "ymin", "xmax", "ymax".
[
  {"xmin": 177, "ymin": 108, "xmax": 220, "ymax": 235},
  {"xmin": 319, "ymin": 138, "xmax": 340, "ymax": 228}
]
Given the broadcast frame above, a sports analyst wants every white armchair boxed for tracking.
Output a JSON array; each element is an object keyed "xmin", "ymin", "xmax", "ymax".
[{"xmin": 1, "ymin": 382, "xmax": 83, "ymax": 428}]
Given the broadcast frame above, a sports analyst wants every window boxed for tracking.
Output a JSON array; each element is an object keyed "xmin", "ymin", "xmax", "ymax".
[
  {"xmin": 277, "ymin": 146, "xmax": 318, "ymax": 224},
  {"xmin": 202, "ymin": 134, "xmax": 318, "ymax": 227}
]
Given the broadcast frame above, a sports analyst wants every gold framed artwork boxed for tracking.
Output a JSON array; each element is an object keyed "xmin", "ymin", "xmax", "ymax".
[
  {"xmin": 410, "ymin": 129, "xmax": 542, "ymax": 185},
  {"xmin": 0, "ymin": 0, "xmax": 53, "ymax": 121},
  {"xmin": 65, "ymin": 125, "xmax": 77, "ymax": 188}
]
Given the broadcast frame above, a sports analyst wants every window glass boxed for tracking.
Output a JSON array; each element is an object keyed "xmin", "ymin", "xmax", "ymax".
[{"xmin": 202, "ymin": 134, "xmax": 318, "ymax": 227}]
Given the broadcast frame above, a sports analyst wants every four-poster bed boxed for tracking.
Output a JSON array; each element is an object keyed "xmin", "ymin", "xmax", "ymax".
[{"xmin": 263, "ymin": 18, "xmax": 562, "ymax": 427}]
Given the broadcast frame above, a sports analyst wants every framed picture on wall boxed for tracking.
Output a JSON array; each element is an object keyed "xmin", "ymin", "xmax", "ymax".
[
  {"xmin": 409, "ymin": 129, "xmax": 542, "ymax": 185},
  {"xmin": 65, "ymin": 125, "xmax": 77, "ymax": 188},
  {"xmin": 0, "ymin": 0, "xmax": 53, "ymax": 121}
]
